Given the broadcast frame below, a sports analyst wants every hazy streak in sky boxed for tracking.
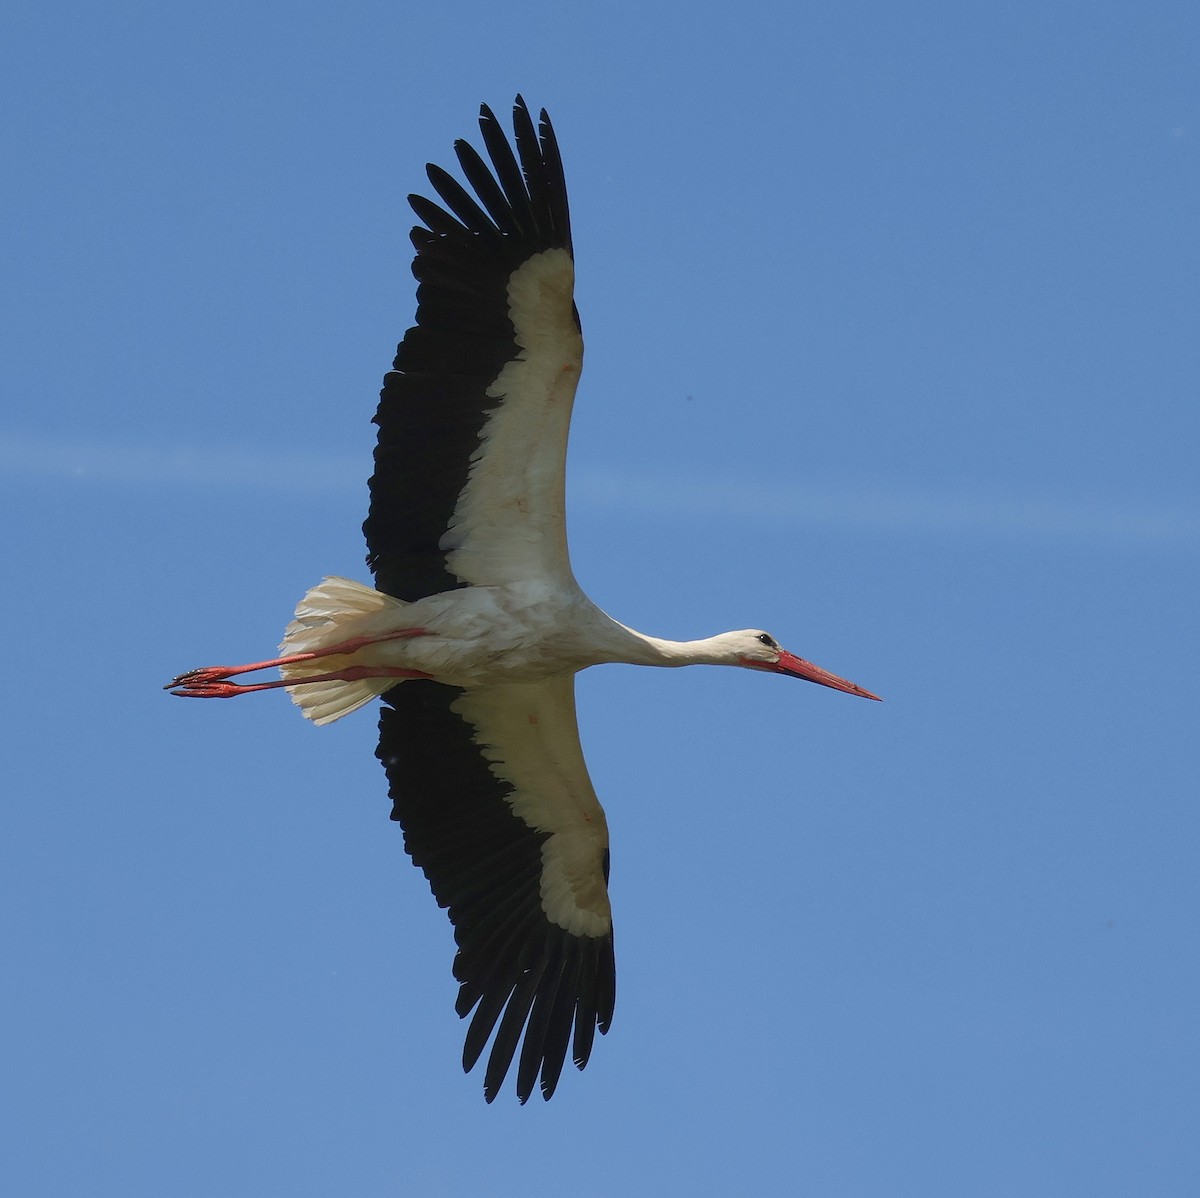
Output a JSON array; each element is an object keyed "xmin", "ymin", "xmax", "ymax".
[{"xmin": 4, "ymin": 433, "xmax": 1196, "ymax": 545}]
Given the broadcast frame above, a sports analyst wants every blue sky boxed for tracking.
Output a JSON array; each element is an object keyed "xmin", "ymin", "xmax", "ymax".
[{"xmin": 3, "ymin": 1, "xmax": 1198, "ymax": 1194}]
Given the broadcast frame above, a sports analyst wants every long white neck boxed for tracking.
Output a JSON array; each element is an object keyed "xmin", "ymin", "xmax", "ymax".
[{"xmin": 588, "ymin": 616, "xmax": 734, "ymax": 669}]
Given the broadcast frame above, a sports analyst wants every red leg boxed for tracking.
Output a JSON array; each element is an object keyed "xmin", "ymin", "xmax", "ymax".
[
  {"xmin": 165, "ymin": 626, "xmax": 431, "ymax": 691},
  {"xmin": 168, "ymin": 663, "xmax": 433, "ymax": 699}
]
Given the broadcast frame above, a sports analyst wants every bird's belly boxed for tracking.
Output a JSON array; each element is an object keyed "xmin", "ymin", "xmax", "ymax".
[
  {"xmin": 367, "ymin": 590, "xmax": 598, "ymax": 688},
  {"xmin": 395, "ymin": 631, "xmax": 592, "ymax": 688}
]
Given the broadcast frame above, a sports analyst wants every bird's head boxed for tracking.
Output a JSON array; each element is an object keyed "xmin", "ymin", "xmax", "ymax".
[{"xmin": 724, "ymin": 629, "xmax": 881, "ymax": 701}]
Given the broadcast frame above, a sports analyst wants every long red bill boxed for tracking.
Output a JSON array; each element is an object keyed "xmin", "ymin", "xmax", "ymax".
[{"xmin": 772, "ymin": 650, "xmax": 882, "ymax": 701}]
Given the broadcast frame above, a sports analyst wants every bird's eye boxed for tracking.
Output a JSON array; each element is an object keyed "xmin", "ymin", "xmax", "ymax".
[{"xmin": 757, "ymin": 633, "xmax": 777, "ymax": 649}]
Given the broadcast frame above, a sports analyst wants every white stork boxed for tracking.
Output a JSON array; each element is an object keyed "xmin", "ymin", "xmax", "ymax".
[{"xmin": 167, "ymin": 97, "xmax": 880, "ymax": 1104}]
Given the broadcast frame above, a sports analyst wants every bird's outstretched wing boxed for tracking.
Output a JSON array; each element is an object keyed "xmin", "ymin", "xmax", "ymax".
[
  {"xmin": 377, "ymin": 675, "xmax": 615, "ymax": 1103},
  {"xmin": 364, "ymin": 97, "xmax": 583, "ymax": 602}
]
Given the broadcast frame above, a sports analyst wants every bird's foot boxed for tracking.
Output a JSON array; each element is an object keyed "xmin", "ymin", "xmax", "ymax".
[
  {"xmin": 165, "ymin": 665, "xmax": 237, "ymax": 691},
  {"xmin": 165, "ymin": 665, "xmax": 279, "ymax": 697},
  {"xmin": 167, "ymin": 677, "xmax": 259, "ymax": 699}
]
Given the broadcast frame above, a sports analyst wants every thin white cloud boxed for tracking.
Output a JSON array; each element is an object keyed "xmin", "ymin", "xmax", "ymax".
[
  {"xmin": 573, "ymin": 473, "xmax": 1200, "ymax": 544},
  {"xmin": 3, "ymin": 433, "xmax": 1196, "ymax": 545},
  {"xmin": 0, "ymin": 433, "xmax": 362, "ymax": 494}
]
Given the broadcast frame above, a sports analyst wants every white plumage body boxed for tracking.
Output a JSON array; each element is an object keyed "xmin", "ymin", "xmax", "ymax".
[{"xmin": 279, "ymin": 575, "xmax": 631, "ymax": 707}]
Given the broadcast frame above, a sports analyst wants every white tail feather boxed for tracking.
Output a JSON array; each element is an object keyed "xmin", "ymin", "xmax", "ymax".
[{"xmin": 279, "ymin": 576, "xmax": 411, "ymax": 726}]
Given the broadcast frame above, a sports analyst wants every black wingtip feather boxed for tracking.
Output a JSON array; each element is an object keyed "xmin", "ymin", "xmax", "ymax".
[
  {"xmin": 486, "ymin": 963, "xmax": 545, "ymax": 1104},
  {"xmin": 537, "ymin": 949, "xmax": 583, "ymax": 1099}
]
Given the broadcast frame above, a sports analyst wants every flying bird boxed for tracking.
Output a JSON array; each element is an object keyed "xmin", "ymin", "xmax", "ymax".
[{"xmin": 167, "ymin": 97, "xmax": 880, "ymax": 1103}]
